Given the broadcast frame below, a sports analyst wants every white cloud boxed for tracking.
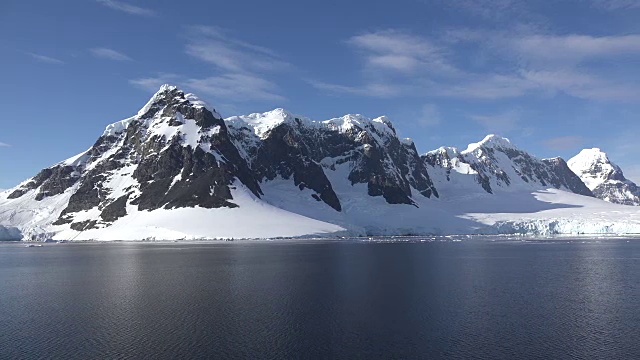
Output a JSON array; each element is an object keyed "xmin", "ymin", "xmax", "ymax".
[
  {"xmin": 310, "ymin": 80, "xmax": 404, "ymax": 98},
  {"xmin": 28, "ymin": 53, "xmax": 64, "ymax": 65},
  {"xmin": 184, "ymin": 26, "xmax": 289, "ymax": 73},
  {"xmin": 417, "ymin": 104, "xmax": 442, "ymax": 127},
  {"xmin": 543, "ymin": 136, "xmax": 586, "ymax": 151},
  {"xmin": 469, "ymin": 109, "xmax": 522, "ymax": 135},
  {"xmin": 449, "ymin": 30, "xmax": 640, "ymax": 65},
  {"xmin": 90, "ymin": 47, "xmax": 132, "ymax": 61},
  {"xmin": 310, "ymin": 30, "xmax": 461, "ymax": 98},
  {"xmin": 315, "ymin": 27, "xmax": 640, "ymax": 103},
  {"xmin": 368, "ymin": 55, "xmax": 421, "ymax": 73},
  {"xmin": 521, "ymin": 69, "xmax": 640, "ymax": 101},
  {"xmin": 130, "ymin": 26, "xmax": 289, "ymax": 103},
  {"xmin": 96, "ymin": 0, "xmax": 156, "ymax": 16},
  {"xmin": 439, "ymin": 74, "xmax": 533, "ymax": 99},
  {"xmin": 131, "ymin": 72, "xmax": 285, "ymax": 102},
  {"xmin": 347, "ymin": 30, "xmax": 458, "ymax": 75},
  {"xmin": 513, "ymin": 34, "xmax": 640, "ymax": 64},
  {"xmin": 437, "ymin": 0, "xmax": 526, "ymax": 19},
  {"xmin": 520, "ymin": 69, "xmax": 595, "ymax": 89},
  {"xmin": 590, "ymin": 0, "xmax": 640, "ymax": 10},
  {"xmin": 0, "ymin": 142, "xmax": 10, "ymax": 147},
  {"xmin": 130, "ymin": 74, "xmax": 180, "ymax": 92},
  {"xmin": 186, "ymin": 74, "xmax": 285, "ymax": 102},
  {"xmin": 131, "ymin": 27, "xmax": 290, "ymax": 103}
]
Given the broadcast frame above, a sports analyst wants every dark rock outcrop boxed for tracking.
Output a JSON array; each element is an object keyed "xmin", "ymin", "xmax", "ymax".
[
  {"xmin": 47, "ymin": 85, "xmax": 263, "ymax": 230},
  {"xmin": 227, "ymin": 111, "xmax": 438, "ymax": 210}
]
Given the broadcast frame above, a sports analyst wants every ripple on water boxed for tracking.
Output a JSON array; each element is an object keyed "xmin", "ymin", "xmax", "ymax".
[{"xmin": 0, "ymin": 240, "xmax": 639, "ymax": 359}]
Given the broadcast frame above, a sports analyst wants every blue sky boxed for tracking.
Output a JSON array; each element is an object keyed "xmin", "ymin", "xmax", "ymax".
[{"xmin": 2, "ymin": 0, "xmax": 640, "ymax": 188}]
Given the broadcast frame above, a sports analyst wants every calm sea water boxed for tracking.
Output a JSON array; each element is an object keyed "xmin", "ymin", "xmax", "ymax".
[{"xmin": 1, "ymin": 238, "xmax": 639, "ymax": 359}]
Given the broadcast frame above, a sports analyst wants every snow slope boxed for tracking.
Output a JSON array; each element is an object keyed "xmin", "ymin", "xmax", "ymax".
[
  {"xmin": 456, "ymin": 188, "xmax": 640, "ymax": 235},
  {"xmin": 51, "ymin": 182, "xmax": 347, "ymax": 241},
  {"xmin": 258, "ymin": 167, "xmax": 640, "ymax": 237},
  {"xmin": 0, "ymin": 174, "xmax": 346, "ymax": 241}
]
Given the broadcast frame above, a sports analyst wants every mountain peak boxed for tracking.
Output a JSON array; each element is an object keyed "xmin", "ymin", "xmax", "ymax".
[
  {"xmin": 568, "ymin": 147, "xmax": 623, "ymax": 190},
  {"xmin": 568, "ymin": 148, "xmax": 640, "ymax": 205},
  {"xmin": 136, "ymin": 85, "xmax": 221, "ymax": 120},
  {"xmin": 480, "ymin": 134, "xmax": 514, "ymax": 146},
  {"xmin": 320, "ymin": 114, "xmax": 397, "ymax": 137},
  {"xmin": 158, "ymin": 83, "xmax": 179, "ymax": 92},
  {"xmin": 262, "ymin": 108, "xmax": 307, "ymax": 123},
  {"xmin": 149, "ymin": 84, "xmax": 184, "ymax": 103},
  {"xmin": 568, "ymin": 148, "xmax": 615, "ymax": 175},
  {"xmin": 225, "ymin": 108, "xmax": 310, "ymax": 138},
  {"xmin": 136, "ymin": 84, "xmax": 181, "ymax": 116},
  {"xmin": 463, "ymin": 134, "xmax": 517, "ymax": 154},
  {"xmin": 571, "ymin": 148, "xmax": 609, "ymax": 164}
]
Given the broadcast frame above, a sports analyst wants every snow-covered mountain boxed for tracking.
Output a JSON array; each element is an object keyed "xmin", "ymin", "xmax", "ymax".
[
  {"xmin": 568, "ymin": 148, "xmax": 640, "ymax": 206},
  {"xmin": 423, "ymin": 135, "xmax": 592, "ymax": 198},
  {"xmin": 0, "ymin": 85, "xmax": 349, "ymax": 240},
  {"xmin": 226, "ymin": 108, "xmax": 438, "ymax": 210},
  {"xmin": 1, "ymin": 85, "xmax": 640, "ymax": 240}
]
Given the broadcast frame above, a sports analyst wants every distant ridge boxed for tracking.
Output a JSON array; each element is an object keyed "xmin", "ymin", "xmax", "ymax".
[{"xmin": 569, "ymin": 148, "xmax": 640, "ymax": 205}]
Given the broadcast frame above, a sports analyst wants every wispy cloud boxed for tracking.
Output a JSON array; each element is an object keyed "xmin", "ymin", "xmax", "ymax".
[
  {"xmin": 130, "ymin": 74, "xmax": 180, "ymax": 91},
  {"xmin": 184, "ymin": 26, "xmax": 289, "ymax": 73},
  {"xmin": 90, "ymin": 47, "xmax": 132, "ymax": 61},
  {"xmin": 0, "ymin": 142, "xmax": 11, "ymax": 147},
  {"xmin": 417, "ymin": 104, "xmax": 442, "ymax": 127},
  {"xmin": 131, "ymin": 73, "xmax": 285, "ymax": 103},
  {"xmin": 131, "ymin": 26, "xmax": 289, "ymax": 103},
  {"xmin": 96, "ymin": 0, "xmax": 156, "ymax": 16},
  {"xmin": 543, "ymin": 136, "xmax": 586, "ymax": 151},
  {"xmin": 347, "ymin": 30, "xmax": 457, "ymax": 75},
  {"xmin": 520, "ymin": 69, "xmax": 640, "ymax": 101},
  {"xmin": 590, "ymin": 0, "xmax": 640, "ymax": 10},
  {"xmin": 469, "ymin": 109, "xmax": 522, "ymax": 135},
  {"xmin": 310, "ymin": 30, "xmax": 458, "ymax": 97},
  {"xmin": 314, "ymin": 28, "xmax": 640, "ymax": 103},
  {"xmin": 439, "ymin": 74, "xmax": 532, "ymax": 99},
  {"xmin": 28, "ymin": 53, "xmax": 64, "ymax": 65},
  {"xmin": 186, "ymin": 74, "xmax": 285, "ymax": 102},
  {"xmin": 437, "ymin": 0, "xmax": 528, "ymax": 20},
  {"xmin": 512, "ymin": 34, "xmax": 640, "ymax": 65},
  {"xmin": 310, "ymin": 80, "xmax": 404, "ymax": 98}
]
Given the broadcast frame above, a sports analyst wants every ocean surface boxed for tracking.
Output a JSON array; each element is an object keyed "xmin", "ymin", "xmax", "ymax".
[{"xmin": 1, "ymin": 238, "xmax": 639, "ymax": 359}]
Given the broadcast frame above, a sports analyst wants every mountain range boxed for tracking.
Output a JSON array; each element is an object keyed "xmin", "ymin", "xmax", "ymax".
[{"xmin": 1, "ymin": 85, "xmax": 639, "ymax": 240}]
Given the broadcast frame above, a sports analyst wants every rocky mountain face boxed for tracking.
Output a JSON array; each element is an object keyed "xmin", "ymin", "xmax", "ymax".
[
  {"xmin": 6, "ymin": 85, "xmax": 262, "ymax": 232},
  {"xmin": 423, "ymin": 135, "xmax": 593, "ymax": 197},
  {"xmin": 226, "ymin": 109, "xmax": 438, "ymax": 211},
  {"xmin": 0, "ymin": 85, "xmax": 611, "ymax": 239},
  {"xmin": 1, "ymin": 86, "xmax": 441, "ymax": 235},
  {"xmin": 568, "ymin": 148, "xmax": 640, "ymax": 206}
]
